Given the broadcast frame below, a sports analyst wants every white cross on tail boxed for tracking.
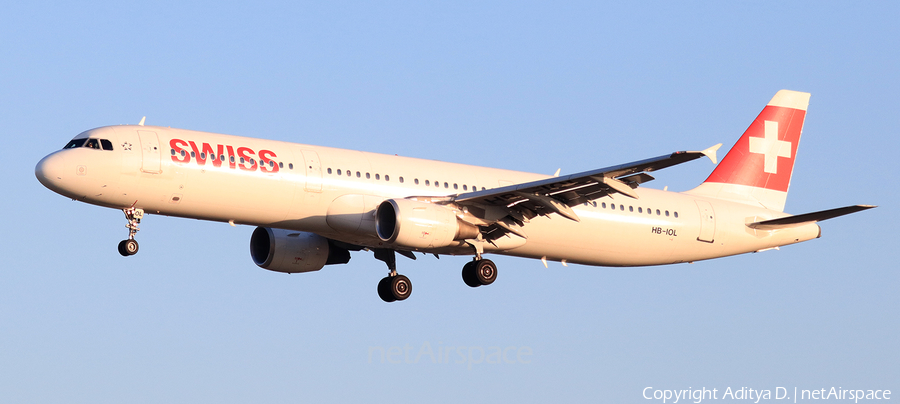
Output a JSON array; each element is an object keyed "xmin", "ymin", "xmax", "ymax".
[{"xmin": 749, "ymin": 120, "xmax": 791, "ymax": 174}]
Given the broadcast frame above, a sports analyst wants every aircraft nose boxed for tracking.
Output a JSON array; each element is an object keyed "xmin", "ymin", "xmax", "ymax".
[{"xmin": 35, "ymin": 151, "xmax": 68, "ymax": 193}]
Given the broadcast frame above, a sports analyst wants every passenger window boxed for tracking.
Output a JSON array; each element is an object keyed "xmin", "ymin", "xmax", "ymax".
[
  {"xmin": 230, "ymin": 156, "xmax": 235, "ymax": 163},
  {"xmin": 327, "ymin": 168, "xmax": 333, "ymax": 174},
  {"xmin": 656, "ymin": 209, "xmax": 661, "ymax": 215},
  {"xmin": 366, "ymin": 173, "xmax": 371, "ymax": 179},
  {"xmin": 221, "ymin": 155, "xmax": 225, "ymax": 162},
  {"xmin": 385, "ymin": 175, "xmax": 390, "ymax": 181},
  {"xmin": 602, "ymin": 202, "xmax": 607, "ymax": 209},
  {"xmin": 278, "ymin": 162, "xmax": 283, "ymax": 168},
  {"xmin": 289, "ymin": 163, "xmax": 294, "ymax": 170},
  {"xmin": 170, "ymin": 149, "xmax": 176, "ymax": 155},
  {"xmin": 674, "ymin": 212, "xmax": 678, "ymax": 218},
  {"xmin": 100, "ymin": 139, "xmax": 113, "ymax": 150},
  {"xmin": 200, "ymin": 152, "xmax": 206, "ymax": 160},
  {"xmin": 191, "ymin": 151, "xmax": 196, "ymax": 158},
  {"xmin": 453, "ymin": 183, "xmax": 458, "ymax": 190},
  {"xmin": 620, "ymin": 205, "xmax": 624, "ymax": 211},
  {"xmin": 336, "ymin": 169, "xmax": 341, "ymax": 175},
  {"xmin": 444, "ymin": 182, "xmax": 449, "ymax": 188},
  {"xmin": 638, "ymin": 207, "xmax": 643, "ymax": 213},
  {"xmin": 182, "ymin": 150, "xmax": 187, "ymax": 157},
  {"xmin": 629, "ymin": 206, "xmax": 634, "ymax": 212},
  {"xmin": 665, "ymin": 210, "xmax": 670, "ymax": 217},
  {"xmin": 375, "ymin": 174, "xmax": 380, "ymax": 180},
  {"xmin": 463, "ymin": 185, "xmax": 468, "ymax": 191},
  {"xmin": 346, "ymin": 170, "xmax": 351, "ymax": 176},
  {"xmin": 64, "ymin": 139, "xmax": 87, "ymax": 149},
  {"xmin": 399, "ymin": 177, "xmax": 403, "ymax": 183}
]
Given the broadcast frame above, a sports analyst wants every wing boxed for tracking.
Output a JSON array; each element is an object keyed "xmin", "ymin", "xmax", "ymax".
[{"xmin": 425, "ymin": 144, "xmax": 722, "ymax": 241}]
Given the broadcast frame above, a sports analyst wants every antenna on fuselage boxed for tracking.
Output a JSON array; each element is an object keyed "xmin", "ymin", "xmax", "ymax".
[{"xmin": 138, "ymin": 116, "xmax": 146, "ymax": 126}]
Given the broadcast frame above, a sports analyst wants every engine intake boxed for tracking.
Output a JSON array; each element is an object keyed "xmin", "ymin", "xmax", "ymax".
[
  {"xmin": 375, "ymin": 199, "xmax": 479, "ymax": 249},
  {"xmin": 250, "ymin": 227, "xmax": 350, "ymax": 273}
]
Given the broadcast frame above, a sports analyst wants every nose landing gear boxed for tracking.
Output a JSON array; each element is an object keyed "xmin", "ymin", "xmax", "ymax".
[{"xmin": 118, "ymin": 207, "xmax": 144, "ymax": 257}]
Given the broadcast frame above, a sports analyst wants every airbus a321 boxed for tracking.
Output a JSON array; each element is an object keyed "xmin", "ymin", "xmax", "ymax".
[{"xmin": 35, "ymin": 90, "xmax": 874, "ymax": 302}]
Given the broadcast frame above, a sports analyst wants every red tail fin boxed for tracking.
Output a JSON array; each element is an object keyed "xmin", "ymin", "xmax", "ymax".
[{"xmin": 687, "ymin": 90, "xmax": 810, "ymax": 211}]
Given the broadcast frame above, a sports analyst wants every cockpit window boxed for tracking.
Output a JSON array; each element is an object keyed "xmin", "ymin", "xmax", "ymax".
[
  {"xmin": 64, "ymin": 139, "xmax": 87, "ymax": 149},
  {"xmin": 64, "ymin": 138, "xmax": 114, "ymax": 151}
]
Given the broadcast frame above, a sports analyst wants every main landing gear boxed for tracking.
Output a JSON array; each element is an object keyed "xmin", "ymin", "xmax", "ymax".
[
  {"xmin": 372, "ymin": 248, "xmax": 498, "ymax": 302},
  {"xmin": 374, "ymin": 249, "xmax": 413, "ymax": 302},
  {"xmin": 462, "ymin": 238, "xmax": 497, "ymax": 288},
  {"xmin": 117, "ymin": 207, "xmax": 144, "ymax": 257},
  {"xmin": 462, "ymin": 258, "xmax": 497, "ymax": 287}
]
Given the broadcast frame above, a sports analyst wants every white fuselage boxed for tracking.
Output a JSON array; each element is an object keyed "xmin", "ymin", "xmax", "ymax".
[{"xmin": 36, "ymin": 125, "xmax": 820, "ymax": 267}]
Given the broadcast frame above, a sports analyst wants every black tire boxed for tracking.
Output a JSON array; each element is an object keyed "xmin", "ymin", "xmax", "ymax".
[
  {"xmin": 123, "ymin": 239, "xmax": 139, "ymax": 256},
  {"xmin": 377, "ymin": 277, "xmax": 396, "ymax": 302},
  {"xmin": 474, "ymin": 259, "xmax": 497, "ymax": 285},
  {"xmin": 462, "ymin": 261, "xmax": 481, "ymax": 288},
  {"xmin": 118, "ymin": 239, "xmax": 138, "ymax": 256},
  {"xmin": 390, "ymin": 275, "xmax": 412, "ymax": 301}
]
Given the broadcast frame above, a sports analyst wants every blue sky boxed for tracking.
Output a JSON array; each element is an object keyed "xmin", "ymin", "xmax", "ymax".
[{"xmin": 2, "ymin": 1, "xmax": 897, "ymax": 403}]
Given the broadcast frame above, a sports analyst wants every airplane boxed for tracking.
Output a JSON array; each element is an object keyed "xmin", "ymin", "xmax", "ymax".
[{"xmin": 35, "ymin": 90, "xmax": 874, "ymax": 302}]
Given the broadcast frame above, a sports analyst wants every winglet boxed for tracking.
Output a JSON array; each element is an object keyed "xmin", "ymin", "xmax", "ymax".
[
  {"xmin": 701, "ymin": 143, "xmax": 722, "ymax": 165},
  {"xmin": 138, "ymin": 116, "xmax": 146, "ymax": 126}
]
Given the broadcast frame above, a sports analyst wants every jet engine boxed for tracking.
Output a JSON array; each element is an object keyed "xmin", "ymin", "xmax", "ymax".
[
  {"xmin": 250, "ymin": 227, "xmax": 350, "ymax": 273},
  {"xmin": 375, "ymin": 199, "xmax": 479, "ymax": 249}
]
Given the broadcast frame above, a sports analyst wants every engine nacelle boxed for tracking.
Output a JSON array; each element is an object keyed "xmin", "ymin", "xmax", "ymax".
[
  {"xmin": 250, "ymin": 227, "xmax": 350, "ymax": 273},
  {"xmin": 375, "ymin": 199, "xmax": 479, "ymax": 249}
]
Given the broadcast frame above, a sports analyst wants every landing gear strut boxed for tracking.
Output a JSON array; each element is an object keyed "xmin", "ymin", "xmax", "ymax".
[
  {"xmin": 374, "ymin": 249, "xmax": 412, "ymax": 302},
  {"xmin": 118, "ymin": 207, "xmax": 144, "ymax": 257}
]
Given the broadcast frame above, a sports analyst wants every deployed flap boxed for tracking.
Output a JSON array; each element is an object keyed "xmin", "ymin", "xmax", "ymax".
[
  {"xmin": 747, "ymin": 205, "xmax": 876, "ymax": 230},
  {"xmin": 454, "ymin": 147, "xmax": 719, "ymax": 209},
  {"xmin": 441, "ymin": 147, "xmax": 718, "ymax": 240}
]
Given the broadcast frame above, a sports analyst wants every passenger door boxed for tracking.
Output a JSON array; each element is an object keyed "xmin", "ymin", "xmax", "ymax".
[{"xmin": 137, "ymin": 131, "xmax": 162, "ymax": 174}]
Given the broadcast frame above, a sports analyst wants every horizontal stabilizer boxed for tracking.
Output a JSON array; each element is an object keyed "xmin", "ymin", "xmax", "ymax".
[{"xmin": 747, "ymin": 205, "xmax": 876, "ymax": 230}]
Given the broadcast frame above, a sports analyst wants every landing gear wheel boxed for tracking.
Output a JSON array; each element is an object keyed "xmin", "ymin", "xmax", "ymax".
[
  {"xmin": 462, "ymin": 261, "xmax": 481, "ymax": 288},
  {"xmin": 377, "ymin": 277, "xmax": 396, "ymax": 303},
  {"xmin": 390, "ymin": 275, "xmax": 412, "ymax": 301},
  {"xmin": 474, "ymin": 259, "xmax": 497, "ymax": 285},
  {"xmin": 373, "ymin": 249, "xmax": 412, "ymax": 302},
  {"xmin": 118, "ymin": 239, "xmax": 139, "ymax": 256}
]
